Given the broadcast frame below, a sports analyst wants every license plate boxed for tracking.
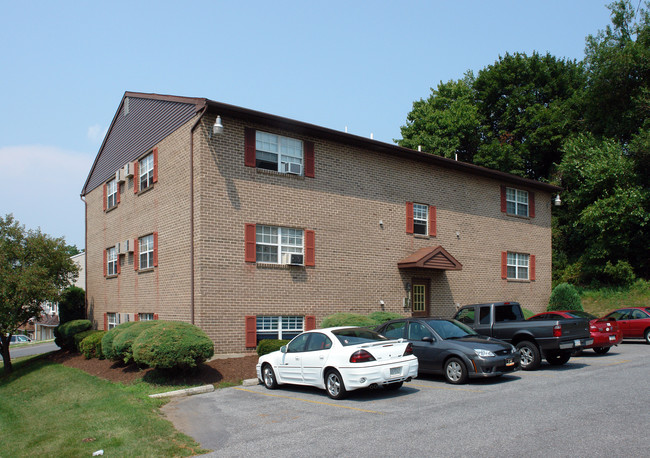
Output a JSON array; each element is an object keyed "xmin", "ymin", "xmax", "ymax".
[
  {"xmin": 505, "ymin": 358, "xmax": 514, "ymax": 367},
  {"xmin": 390, "ymin": 367, "xmax": 401, "ymax": 377},
  {"xmin": 574, "ymin": 339, "xmax": 581, "ymax": 347},
  {"xmin": 609, "ymin": 335, "xmax": 616, "ymax": 341}
]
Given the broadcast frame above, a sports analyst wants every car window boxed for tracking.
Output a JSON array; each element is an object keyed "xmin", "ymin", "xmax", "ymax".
[
  {"xmin": 382, "ymin": 321, "xmax": 406, "ymax": 339},
  {"xmin": 305, "ymin": 333, "xmax": 332, "ymax": 351},
  {"xmin": 332, "ymin": 328, "xmax": 388, "ymax": 346},
  {"xmin": 407, "ymin": 322, "xmax": 433, "ymax": 341},
  {"xmin": 630, "ymin": 309, "xmax": 647, "ymax": 319},
  {"xmin": 494, "ymin": 305, "xmax": 522, "ymax": 322},
  {"xmin": 612, "ymin": 309, "xmax": 631, "ymax": 320},
  {"xmin": 479, "ymin": 307, "xmax": 491, "ymax": 324},
  {"xmin": 287, "ymin": 333, "xmax": 310, "ymax": 353},
  {"xmin": 529, "ymin": 314, "xmax": 550, "ymax": 321},
  {"xmin": 566, "ymin": 311, "xmax": 596, "ymax": 320},
  {"xmin": 456, "ymin": 308, "xmax": 475, "ymax": 325},
  {"xmin": 427, "ymin": 320, "xmax": 475, "ymax": 339}
]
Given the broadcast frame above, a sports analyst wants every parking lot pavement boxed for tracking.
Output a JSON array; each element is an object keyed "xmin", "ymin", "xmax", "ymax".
[{"xmin": 162, "ymin": 342, "xmax": 649, "ymax": 457}]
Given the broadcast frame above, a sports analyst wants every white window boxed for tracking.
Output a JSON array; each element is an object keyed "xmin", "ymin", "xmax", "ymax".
[
  {"xmin": 256, "ymin": 225, "xmax": 304, "ymax": 264},
  {"xmin": 107, "ymin": 313, "xmax": 118, "ymax": 330},
  {"xmin": 507, "ymin": 252, "xmax": 529, "ymax": 280},
  {"xmin": 139, "ymin": 153, "xmax": 154, "ymax": 190},
  {"xmin": 139, "ymin": 234, "xmax": 154, "ymax": 269},
  {"xmin": 256, "ymin": 316, "xmax": 304, "ymax": 343},
  {"xmin": 255, "ymin": 131, "xmax": 303, "ymax": 174},
  {"xmin": 506, "ymin": 188, "xmax": 529, "ymax": 217},
  {"xmin": 413, "ymin": 203, "xmax": 428, "ymax": 235},
  {"xmin": 107, "ymin": 247, "xmax": 117, "ymax": 276},
  {"xmin": 139, "ymin": 313, "xmax": 154, "ymax": 321},
  {"xmin": 106, "ymin": 179, "xmax": 117, "ymax": 209}
]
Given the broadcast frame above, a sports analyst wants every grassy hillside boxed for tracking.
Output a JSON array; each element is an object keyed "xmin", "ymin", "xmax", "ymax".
[{"xmin": 580, "ymin": 279, "xmax": 650, "ymax": 317}]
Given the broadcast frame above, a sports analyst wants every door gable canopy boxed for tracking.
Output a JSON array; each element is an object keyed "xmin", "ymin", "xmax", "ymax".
[{"xmin": 398, "ymin": 246, "xmax": 462, "ymax": 271}]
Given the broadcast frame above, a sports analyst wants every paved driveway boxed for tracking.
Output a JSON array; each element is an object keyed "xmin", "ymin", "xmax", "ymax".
[{"xmin": 163, "ymin": 342, "xmax": 649, "ymax": 457}]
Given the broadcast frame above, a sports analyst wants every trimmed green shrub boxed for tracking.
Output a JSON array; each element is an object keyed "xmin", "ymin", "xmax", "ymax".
[
  {"xmin": 79, "ymin": 331, "xmax": 105, "ymax": 359},
  {"xmin": 320, "ymin": 313, "xmax": 377, "ymax": 328},
  {"xmin": 368, "ymin": 311, "xmax": 404, "ymax": 325},
  {"xmin": 548, "ymin": 283, "xmax": 583, "ymax": 312},
  {"xmin": 132, "ymin": 321, "xmax": 214, "ymax": 371},
  {"xmin": 55, "ymin": 319, "xmax": 92, "ymax": 351},
  {"xmin": 112, "ymin": 321, "xmax": 161, "ymax": 364},
  {"xmin": 256, "ymin": 339, "xmax": 290, "ymax": 357},
  {"xmin": 58, "ymin": 286, "xmax": 86, "ymax": 325},
  {"xmin": 101, "ymin": 321, "xmax": 138, "ymax": 360},
  {"xmin": 74, "ymin": 330, "xmax": 96, "ymax": 352}
]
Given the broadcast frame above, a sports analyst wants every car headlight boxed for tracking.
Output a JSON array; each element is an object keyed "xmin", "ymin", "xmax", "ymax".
[{"xmin": 474, "ymin": 349, "xmax": 496, "ymax": 358}]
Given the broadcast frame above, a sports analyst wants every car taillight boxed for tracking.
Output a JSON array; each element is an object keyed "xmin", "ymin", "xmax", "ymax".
[
  {"xmin": 590, "ymin": 324, "xmax": 597, "ymax": 332},
  {"xmin": 403, "ymin": 343, "xmax": 413, "ymax": 356},
  {"xmin": 350, "ymin": 350, "xmax": 376, "ymax": 363},
  {"xmin": 553, "ymin": 324, "xmax": 562, "ymax": 337}
]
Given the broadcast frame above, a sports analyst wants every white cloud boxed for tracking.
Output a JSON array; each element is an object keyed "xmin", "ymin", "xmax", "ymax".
[
  {"xmin": 87, "ymin": 124, "xmax": 108, "ymax": 143},
  {"xmin": 0, "ymin": 145, "xmax": 95, "ymax": 248}
]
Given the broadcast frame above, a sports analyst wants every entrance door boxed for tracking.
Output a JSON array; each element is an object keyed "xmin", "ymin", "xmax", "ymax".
[{"xmin": 411, "ymin": 279, "xmax": 429, "ymax": 317}]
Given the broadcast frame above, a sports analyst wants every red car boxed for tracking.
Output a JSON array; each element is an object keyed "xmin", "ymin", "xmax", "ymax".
[
  {"xmin": 602, "ymin": 307, "xmax": 650, "ymax": 344},
  {"xmin": 528, "ymin": 310, "xmax": 622, "ymax": 354}
]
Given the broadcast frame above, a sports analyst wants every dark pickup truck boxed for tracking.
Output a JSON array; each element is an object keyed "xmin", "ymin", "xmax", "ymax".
[{"xmin": 453, "ymin": 302, "xmax": 593, "ymax": 370}]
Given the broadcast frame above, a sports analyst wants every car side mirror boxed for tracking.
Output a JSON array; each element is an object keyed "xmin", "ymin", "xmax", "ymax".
[
  {"xmin": 280, "ymin": 345, "xmax": 287, "ymax": 353},
  {"xmin": 422, "ymin": 336, "xmax": 434, "ymax": 343}
]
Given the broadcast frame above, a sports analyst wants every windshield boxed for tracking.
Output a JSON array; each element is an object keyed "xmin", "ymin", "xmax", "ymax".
[
  {"xmin": 425, "ymin": 320, "xmax": 477, "ymax": 339},
  {"xmin": 332, "ymin": 328, "xmax": 388, "ymax": 346}
]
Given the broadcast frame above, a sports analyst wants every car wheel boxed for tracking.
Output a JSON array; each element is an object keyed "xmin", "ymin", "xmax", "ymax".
[
  {"xmin": 262, "ymin": 364, "xmax": 278, "ymax": 390},
  {"xmin": 444, "ymin": 357, "xmax": 468, "ymax": 384},
  {"xmin": 325, "ymin": 369, "xmax": 347, "ymax": 400},
  {"xmin": 546, "ymin": 350, "xmax": 571, "ymax": 366},
  {"xmin": 593, "ymin": 346, "xmax": 610, "ymax": 355},
  {"xmin": 516, "ymin": 341, "xmax": 541, "ymax": 371},
  {"xmin": 645, "ymin": 329, "xmax": 650, "ymax": 345},
  {"xmin": 383, "ymin": 381, "xmax": 403, "ymax": 391}
]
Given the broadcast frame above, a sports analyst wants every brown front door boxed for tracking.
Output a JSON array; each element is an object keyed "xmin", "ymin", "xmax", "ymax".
[{"xmin": 411, "ymin": 279, "xmax": 429, "ymax": 317}]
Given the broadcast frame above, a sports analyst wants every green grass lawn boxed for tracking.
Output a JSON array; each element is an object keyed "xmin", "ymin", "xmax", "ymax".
[
  {"xmin": 0, "ymin": 355, "xmax": 209, "ymax": 457},
  {"xmin": 581, "ymin": 279, "xmax": 650, "ymax": 317}
]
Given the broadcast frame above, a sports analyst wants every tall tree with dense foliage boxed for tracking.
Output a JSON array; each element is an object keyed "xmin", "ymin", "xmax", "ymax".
[{"xmin": 0, "ymin": 214, "xmax": 78, "ymax": 373}]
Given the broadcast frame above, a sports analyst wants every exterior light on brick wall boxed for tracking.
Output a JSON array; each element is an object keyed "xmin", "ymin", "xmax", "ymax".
[
  {"xmin": 379, "ymin": 219, "xmax": 384, "ymax": 228},
  {"xmin": 210, "ymin": 116, "xmax": 224, "ymax": 137},
  {"xmin": 456, "ymin": 230, "xmax": 460, "ymax": 239}
]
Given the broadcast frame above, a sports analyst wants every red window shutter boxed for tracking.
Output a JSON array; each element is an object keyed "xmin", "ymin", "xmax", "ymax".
[
  {"xmin": 305, "ymin": 230, "xmax": 315, "ymax": 266},
  {"xmin": 116, "ymin": 182, "xmax": 121, "ymax": 204},
  {"xmin": 244, "ymin": 127, "xmax": 256, "ymax": 167},
  {"xmin": 429, "ymin": 206, "xmax": 437, "ymax": 237},
  {"xmin": 500, "ymin": 185, "xmax": 507, "ymax": 213},
  {"xmin": 103, "ymin": 184, "xmax": 107, "ymax": 211},
  {"xmin": 134, "ymin": 240, "xmax": 139, "ymax": 271},
  {"xmin": 133, "ymin": 161, "xmax": 139, "ymax": 194},
  {"xmin": 153, "ymin": 313, "xmax": 159, "ymax": 320},
  {"xmin": 406, "ymin": 202, "xmax": 414, "ymax": 234},
  {"xmin": 305, "ymin": 315, "xmax": 316, "ymax": 331},
  {"xmin": 501, "ymin": 252, "xmax": 508, "ymax": 279},
  {"xmin": 116, "ymin": 255, "xmax": 121, "ymax": 275},
  {"xmin": 530, "ymin": 255, "xmax": 536, "ymax": 281},
  {"xmin": 529, "ymin": 192, "xmax": 535, "ymax": 218},
  {"xmin": 104, "ymin": 313, "xmax": 108, "ymax": 331},
  {"xmin": 134, "ymin": 314, "xmax": 139, "ymax": 322},
  {"xmin": 153, "ymin": 147, "xmax": 158, "ymax": 183},
  {"xmin": 244, "ymin": 224, "xmax": 256, "ymax": 262},
  {"xmin": 153, "ymin": 232, "xmax": 158, "ymax": 267},
  {"xmin": 103, "ymin": 250, "xmax": 107, "ymax": 277},
  {"xmin": 304, "ymin": 141, "xmax": 315, "ymax": 178},
  {"xmin": 245, "ymin": 316, "xmax": 257, "ymax": 348}
]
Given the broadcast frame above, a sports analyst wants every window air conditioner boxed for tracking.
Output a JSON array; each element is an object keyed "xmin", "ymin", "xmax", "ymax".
[
  {"xmin": 123, "ymin": 162, "xmax": 134, "ymax": 178},
  {"xmin": 115, "ymin": 242, "xmax": 121, "ymax": 254},
  {"xmin": 283, "ymin": 162, "xmax": 302, "ymax": 175},
  {"xmin": 123, "ymin": 239, "xmax": 134, "ymax": 253},
  {"xmin": 282, "ymin": 253, "xmax": 304, "ymax": 266},
  {"xmin": 116, "ymin": 169, "xmax": 125, "ymax": 183}
]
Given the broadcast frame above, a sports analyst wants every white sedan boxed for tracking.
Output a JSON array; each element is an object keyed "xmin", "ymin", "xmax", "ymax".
[{"xmin": 256, "ymin": 327, "xmax": 418, "ymax": 399}]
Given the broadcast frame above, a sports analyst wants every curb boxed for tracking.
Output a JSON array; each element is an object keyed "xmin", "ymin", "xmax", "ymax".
[
  {"xmin": 242, "ymin": 378, "xmax": 259, "ymax": 386},
  {"xmin": 149, "ymin": 384, "xmax": 215, "ymax": 399}
]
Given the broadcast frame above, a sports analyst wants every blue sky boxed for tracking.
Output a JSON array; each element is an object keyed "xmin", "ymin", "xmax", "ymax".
[{"xmin": 0, "ymin": 0, "xmax": 613, "ymax": 249}]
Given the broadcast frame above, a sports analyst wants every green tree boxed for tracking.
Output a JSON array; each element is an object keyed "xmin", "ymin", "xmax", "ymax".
[
  {"xmin": 582, "ymin": 0, "xmax": 650, "ymax": 142},
  {"xmin": 0, "ymin": 214, "xmax": 78, "ymax": 373},
  {"xmin": 473, "ymin": 51, "xmax": 585, "ymax": 180},
  {"xmin": 58, "ymin": 286, "xmax": 86, "ymax": 325},
  {"xmin": 397, "ymin": 75, "xmax": 481, "ymax": 162},
  {"xmin": 548, "ymin": 283, "xmax": 583, "ymax": 312}
]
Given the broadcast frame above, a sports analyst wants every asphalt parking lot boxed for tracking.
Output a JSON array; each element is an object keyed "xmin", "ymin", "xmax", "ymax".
[{"xmin": 163, "ymin": 342, "xmax": 649, "ymax": 457}]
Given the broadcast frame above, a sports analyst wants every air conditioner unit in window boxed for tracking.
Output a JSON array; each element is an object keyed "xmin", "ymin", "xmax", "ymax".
[
  {"xmin": 283, "ymin": 162, "xmax": 302, "ymax": 175},
  {"xmin": 123, "ymin": 239, "xmax": 134, "ymax": 253},
  {"xmin": 123, "ymin": 162, "xmax": 134, "ymax": 178},
  {"xmin": 116, "ymin": 169, "xmax": 126, "ymax": 183},
  {"xmin": 115, "ymin": 242, "xmax": 121, "ymax": 253},
  {"xmin": 282, "ymin": 253, "xmax": 304, "ymax": 266}
]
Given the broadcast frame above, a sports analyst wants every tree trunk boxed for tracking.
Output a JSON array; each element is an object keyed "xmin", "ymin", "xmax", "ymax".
[{"xmin": 0, "ymin": 337, "xmax": 13, "ymax": 374}]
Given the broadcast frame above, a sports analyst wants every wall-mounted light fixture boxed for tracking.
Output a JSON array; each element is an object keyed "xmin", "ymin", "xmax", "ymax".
[
  {"xmin": 379, "ymin": 219, "xmax": 384, "ymax": 228},
  {"xmin": 209, "ymin": 116, "xmax": 224, "ymax": 138},
  {"xmin": 456, "ymin": 230, "xmax": 460, "ymax": 239},
  {"xmin": 553, "ymin": 194, "xmax": 562, "ymax": 206}
]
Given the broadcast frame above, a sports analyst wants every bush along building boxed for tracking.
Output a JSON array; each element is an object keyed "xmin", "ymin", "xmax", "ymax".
[{"xmin": 81, "ymin": 92, "xmax": 561, "ymax": 354}]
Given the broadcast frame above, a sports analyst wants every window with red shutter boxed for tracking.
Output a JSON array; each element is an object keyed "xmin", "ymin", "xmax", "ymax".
[
  {"xmin": 406, "ymin": 202, "xmax": 414, "ymax": 234},
  {"xmin": 133, "ymin": 161, "xmax": 139, "ymax": 194},
  {"xmin": 501, "ymin": 252, "xmax": 507, "ymax": 279},
  {"xmin": 153, "ymin": 232, "xmax": 158, "ymax": 267},
  {"xmin": 304, "ymin": 141, "xmax": 315, "ymax": 177},
  {"xmin": 429, "ymin": 206, "xmax": 437, "ymax": 237},
  {"xmin": 530, "ymin": 255, "xmax": 536, "ymax": 281},
  {"xmin": 305, "ymin": 316, "xmax": 316, "ymax": 331},
  {"xmin": 305, "ymin": 230, "xmax": 315, "ymax": 266},
  {"xmin": 103, "ymin": 184, "xmax": 107, "ymax": 211},
  {"xmin": 245, "ymin": 316, "xmax": 257, "ymax": 348},
  {"xmin": 152, "ymin": 147, "xmax": 158, "ymax": 183},
  {"xmin": 244, "ymin": 224, "xmax": 256, "ymax": 262},
  {"xmin": 244, "ymin": 128, "xmax": 256, "ymax": 167}
]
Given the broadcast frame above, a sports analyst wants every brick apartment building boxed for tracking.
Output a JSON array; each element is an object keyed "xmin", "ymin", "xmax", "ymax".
[{"xmin": 81, "ymin": 92, "xmax": 561, "ymax": 354}]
